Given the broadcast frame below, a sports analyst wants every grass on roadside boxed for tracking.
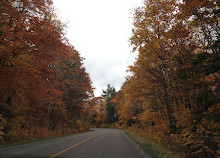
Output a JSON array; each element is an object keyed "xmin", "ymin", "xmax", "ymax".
[{"xmin": 123, "ymin": 129, "xmax": 183, "ymax": 158}]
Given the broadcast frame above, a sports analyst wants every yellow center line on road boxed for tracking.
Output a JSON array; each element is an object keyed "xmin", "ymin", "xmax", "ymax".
[{"xmin": 48, "ymin": 132, "xmax": 105, "ymax": 158}]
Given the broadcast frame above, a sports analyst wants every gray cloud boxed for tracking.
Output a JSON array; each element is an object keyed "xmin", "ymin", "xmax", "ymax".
[
  {"xmin": 53, "ymin": 0, "xmax": 143, "ymax": 96},
  {"xmin": 84, "ymin": 58, "xmax": 130, "ymax": 96}
]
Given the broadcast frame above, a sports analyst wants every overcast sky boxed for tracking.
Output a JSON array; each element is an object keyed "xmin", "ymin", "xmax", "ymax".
[{"xmin": 53, "ymin": 0, "xmax": 143, "ymax": 96}]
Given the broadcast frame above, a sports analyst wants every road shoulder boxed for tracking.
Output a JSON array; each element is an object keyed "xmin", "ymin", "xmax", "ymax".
[{"xmin": 120, "ymin": 130, "xmax": 152, "ymax": 158}]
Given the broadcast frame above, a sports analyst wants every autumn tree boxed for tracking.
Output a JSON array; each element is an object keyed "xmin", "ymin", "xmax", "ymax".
[
  {"xmin": 0, "ymin": 0, "xmax": 93, "ymax": 144},
  {"xmin": 181, "ymin": 0, "xmax": 220, "ymax": 113},
  {"xmin": 130, "ymin": 0, "xmax": 182, "ymax": 133},
  {"xmin": 115, "ymin": 0, "xmax": 220, "ymax": 157},
  {"xmin": 88, "ymin": 97, "xmax": 105, "ymax": 126}
]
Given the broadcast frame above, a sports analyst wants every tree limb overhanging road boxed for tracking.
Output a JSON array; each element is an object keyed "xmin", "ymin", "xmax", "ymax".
[{"xmin": 0, "ymin": 128, "xmax": 151, "ymax": 158}]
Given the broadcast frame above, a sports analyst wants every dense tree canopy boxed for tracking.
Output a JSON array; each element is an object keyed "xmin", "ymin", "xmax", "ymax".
[
  {"xmin": 111, "ymin": 0, "xmax": 219, "ymax": 157},
  {"xmin": 0, "ymin": 0, "xmax": 93, "ymax": 144}
]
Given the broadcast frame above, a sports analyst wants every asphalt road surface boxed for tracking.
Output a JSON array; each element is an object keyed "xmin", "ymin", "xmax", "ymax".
[{"xmin": 0, "ymin": 128, "xmax": 151, "ymax": 158}]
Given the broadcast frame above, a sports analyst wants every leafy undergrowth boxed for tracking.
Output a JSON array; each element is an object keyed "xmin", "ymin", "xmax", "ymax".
[{"xmin": 123, "ymin": 129, "xmax": 184, "ymax": 158}]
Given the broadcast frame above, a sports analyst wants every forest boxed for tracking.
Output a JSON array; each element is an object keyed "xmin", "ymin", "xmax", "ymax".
[
  {"xmin": 0, "ymin": 0, "xmax": 219, "ymax": 158},
  {"xmin": 89, "ymin": 0, "xmax": 219, "ymax": 157},
  {"xmin": 0, "ymin": 0, "xmax": 93, "ymax": 144}
]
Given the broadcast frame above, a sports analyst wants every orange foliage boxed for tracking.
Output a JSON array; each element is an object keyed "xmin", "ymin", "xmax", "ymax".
[
  {"xmin": 112, "ymin": 0, "xmax": 219, "ymax": 157},
  {"xmin": 0, "ymin": 0, "xmax": 93, "ymax": 144}
]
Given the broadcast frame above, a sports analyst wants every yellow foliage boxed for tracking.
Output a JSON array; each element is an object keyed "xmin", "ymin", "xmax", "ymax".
[
  {"xmin": 0, "ymin": 114, "xmax": 6, "ymax": 144},
  {"xmin": 174, "ymin": 105, "xmax": 192, "ymax": 128},
  {"xmin": 76, "ymin": 120, "xmax": 84, "ymax": 132}
]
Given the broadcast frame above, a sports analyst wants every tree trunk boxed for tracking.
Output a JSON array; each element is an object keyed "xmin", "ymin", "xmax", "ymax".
[{"xmin": 163, "ymin": 80, "xmax": 177, "ymax": 133}]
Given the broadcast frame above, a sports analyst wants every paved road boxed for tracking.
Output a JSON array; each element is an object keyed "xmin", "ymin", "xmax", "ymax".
[{"xmin": 0, "ymin": 128, "xmax": 151, "ymax": 158}]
